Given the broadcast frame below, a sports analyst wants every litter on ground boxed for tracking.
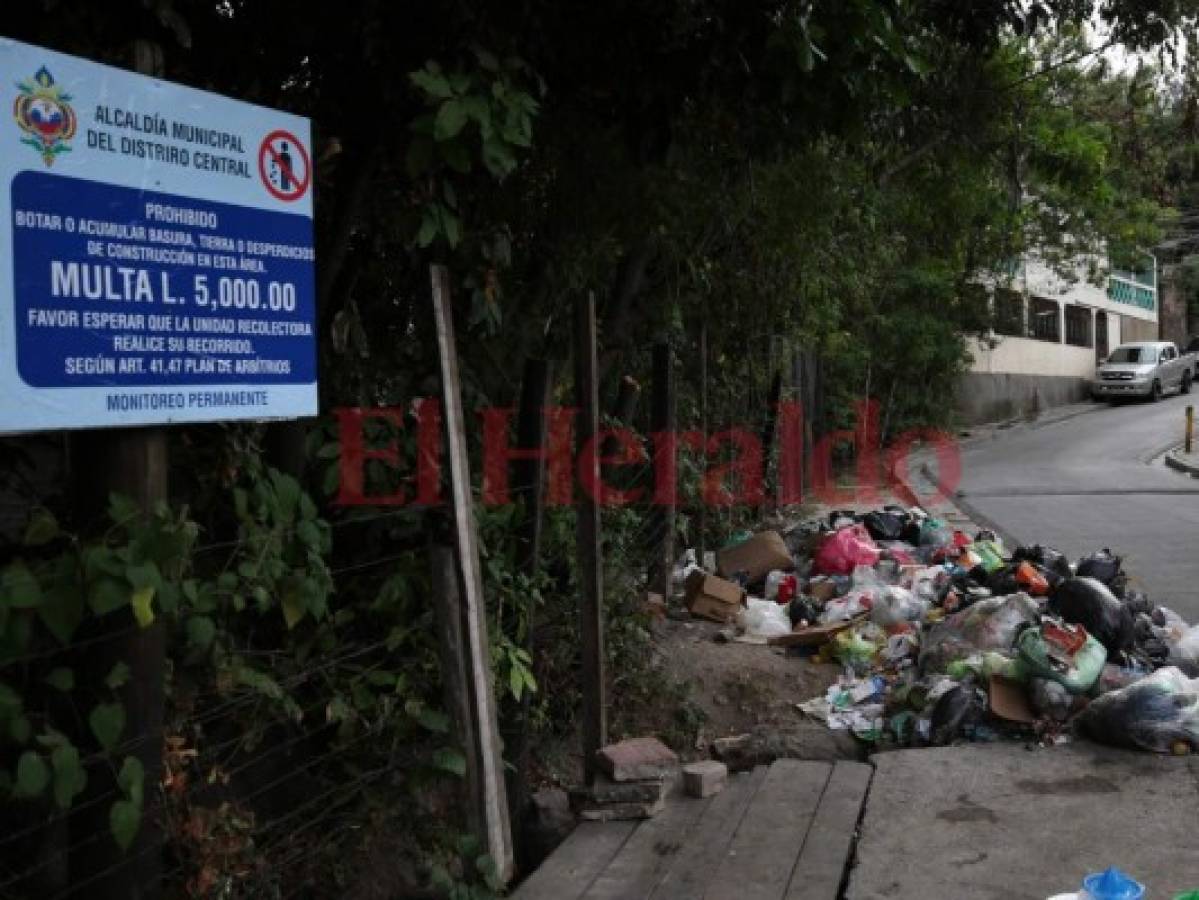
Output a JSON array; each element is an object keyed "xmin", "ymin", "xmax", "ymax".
[{"xmin": 678, "ymin": 505, "xmax": 1199, "ymax": 754}]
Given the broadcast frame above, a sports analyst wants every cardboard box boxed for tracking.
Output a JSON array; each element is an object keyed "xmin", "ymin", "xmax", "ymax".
[
  {"xmin": 689, "ymin": 595, "xmax": 741, "ymax": 624},
  {"xmin": 684, "ymin": 571, "xmax": 745, "ymax": 623},
  {"xmin": 806, "ymin": 578, "xmax": 838, "ymax": 603},
  {"xmin": 716, "ymin": 531, "xmax": 793, "ymax": 583}
]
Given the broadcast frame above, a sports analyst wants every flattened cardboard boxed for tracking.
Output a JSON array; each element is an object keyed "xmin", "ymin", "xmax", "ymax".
[
  {"xmin": 989, "ymin": 674, "xmax": 1036, "ymax": 724},
  {"xmin": 766, "ymin": 613, "xmax": 867, "ymax": 647},
  {"xmin": 716, "ymin": 531, "xmax": 793, "ymax": 582},
  {"xmin": 806, "ymin": 579, "xmax": 838, "ymax": 603}
]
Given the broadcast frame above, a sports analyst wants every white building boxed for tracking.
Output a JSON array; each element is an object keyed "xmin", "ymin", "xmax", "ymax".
[{"xmin": 958, "ymin": 254, "xmax": 1159, "ymax": 424}]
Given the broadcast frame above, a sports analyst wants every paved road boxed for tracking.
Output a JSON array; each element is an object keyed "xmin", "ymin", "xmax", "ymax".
[{"xmin": 954, "ymin": 392, "xmax": 1199, "ymax": 619}]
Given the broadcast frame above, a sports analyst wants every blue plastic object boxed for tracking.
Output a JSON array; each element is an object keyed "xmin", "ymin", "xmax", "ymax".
[{"xmin": 1082, "ymin": 867, "xmax": 1145, "ymax": 900}]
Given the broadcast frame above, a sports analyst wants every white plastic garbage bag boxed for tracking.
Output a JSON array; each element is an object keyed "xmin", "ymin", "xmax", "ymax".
[
  {"xmin": 870, "ymin": 585, "xmax": 929, "ymax": 627},
  {"xmin": 738, "ymin": 598, "xmax": 792, "ymax": 639},
  {"xmin": 819, "ymin": 592, "xmax": 870, "ymax": 624}
]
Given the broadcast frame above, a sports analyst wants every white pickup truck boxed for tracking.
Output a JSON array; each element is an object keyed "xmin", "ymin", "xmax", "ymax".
[{"xmin": 1091, "ymin": 340, "xmax": 1199, "ymax": 402}]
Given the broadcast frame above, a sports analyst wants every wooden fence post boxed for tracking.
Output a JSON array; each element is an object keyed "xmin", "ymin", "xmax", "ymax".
[
  {"xmin": 610, "ymin": 375, "xmax": 642, "ymax": 431},
  {"xmin": 698, "ymin": 324, "xmax": 708, "ymax": 564},
  {"xmin": 513, "ymin": 359, "xmax": 554, "ymax": 574},
  {"xmin": 648, "ymin": 342, "xmax": 676, "ymax": 598},
  {"xmin": 794, "ymin": 348, "xmax": 818, "ymax": 495},
  {"xmin": 429, "ymin": 542, "xmax": 480, "ymax": 795},
  {"xmin": 68, "ymin": 38, "xmax": 168, "ymax": 900},
  {"xmin": 600, "ymin": 375, "xmax": 641, "ymax": 495},
  {"xmin": 574, "ymin": 292, "xmax": 607, "ymax": 784},
  {"xmin": 430, "ymin": 265, "xmax": 514, "ymax": 881},
  {"xmin": 68, "ymin": 428, "xmax": 167, "ymax": 900},
  {"xmin": 759, "ymin": 370, "xmax": 782, "ymax": 512},
  {"xmin": 507, "ymin": 358, "xmax": 553, "ymax": 830}
]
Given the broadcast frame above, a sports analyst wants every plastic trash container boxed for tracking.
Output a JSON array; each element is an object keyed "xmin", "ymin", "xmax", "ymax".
[{"xmin": 1081, "ymin": 867, "xmax": 1144, "ymax": 900}]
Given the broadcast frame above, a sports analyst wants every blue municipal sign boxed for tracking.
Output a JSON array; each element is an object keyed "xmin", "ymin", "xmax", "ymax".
[{"xmin": 1, "ymin": 37, "xmax": 317, "ymax": 433}]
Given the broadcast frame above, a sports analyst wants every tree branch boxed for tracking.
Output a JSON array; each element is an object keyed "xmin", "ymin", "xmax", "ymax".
[
  {"xmin": 877, "ymin": 132, "xmax": 951, "ymax": 186},
  {"xmin": 597, "ymin": 239, "xmax": 655, "ymax": 379},
  {"xmin": 316, "ymin": 141, "xmax": 381, "ymax": 333}
]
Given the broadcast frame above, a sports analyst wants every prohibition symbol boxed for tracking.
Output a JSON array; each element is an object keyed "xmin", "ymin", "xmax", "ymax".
[{"xmin": 258, "ymin": 129, "xmax": 311, "ymax": 202}]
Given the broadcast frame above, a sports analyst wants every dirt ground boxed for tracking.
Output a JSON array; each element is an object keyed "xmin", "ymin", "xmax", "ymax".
[
  {"xmin": 651, "ymin": 615, "xmax": 841, "ymax": 750},
  {"xmin": 533, "ymin": 493, "xmax": 920, "ymax": 787},
  {"xmin": 530, "ymin": 616, "xmax": 843, "ymax": 791}
]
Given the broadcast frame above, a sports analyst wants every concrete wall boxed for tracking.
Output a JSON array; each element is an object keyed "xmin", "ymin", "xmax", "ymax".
[
  {"xmin": 1119, "ymin": 315, "xmax": 1159, "ymax": 343},
  {"xmin": 967, "ymin": 335, "xmax": 1096, "ymax": 378},
  {"xmin": 956, "ymin": 253, "xmax": 1160, "ymax": 425},
  {"xmin": 956, "ymin": 371, "xmax": 1091, "ymax": 426}
]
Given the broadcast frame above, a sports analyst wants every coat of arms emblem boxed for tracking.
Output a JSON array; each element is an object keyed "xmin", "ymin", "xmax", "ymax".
[{"xmin": 13, "ymin": 66, "xmax": 77, "ymax": 166}]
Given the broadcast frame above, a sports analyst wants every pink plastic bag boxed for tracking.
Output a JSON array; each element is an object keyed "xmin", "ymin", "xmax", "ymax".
[{"xmin": 813, "ymin": 525, "xmax": 881, "ymax": 576}]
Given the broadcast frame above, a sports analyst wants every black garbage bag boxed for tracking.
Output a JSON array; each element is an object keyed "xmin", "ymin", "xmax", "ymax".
[
  {"xmin": 1050, "ymin": 577, "xmax": 1135, "ymax": 657},
  {"xmin": 1132, "ymin": 614, "xmax": 1170, "ymax": 668},
  {"xmin": 788, "ymin": 597, "xmax": 820, "ymax": 628},
  {"xmin": 929, "ymin": 678, "xmax": 985, "ymax": 745},
  {"xmin": 984, "ymin": 564, "xmax": 1021, "ymax": 596},
  {"xmin": 1029, "ymin": 677, "xmax": 1072, "ymax": 722},
  {"xmin": 1012, "ymin": 545, "xmax": 1072, "ymax": 582},
  {"xmin": 1122, "ymin": 589, "xmax": 1153, "ymax": 618},
  {"xmin": 1074, "ymin": 667, "xmax": 1199, "ymax": 753},
  {"xmin": 1076, "ymin": 549, "xmax": 1123, "ymax": 585},
  {"xmin": 862, "ymin": 510, "xmax": 906, "ymax": 542}
]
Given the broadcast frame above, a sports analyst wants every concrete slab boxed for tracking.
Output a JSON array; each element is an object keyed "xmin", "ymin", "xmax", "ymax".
[{"xmin": 847, "ymin": 743, "xmax": 1199, "ymax": 900}]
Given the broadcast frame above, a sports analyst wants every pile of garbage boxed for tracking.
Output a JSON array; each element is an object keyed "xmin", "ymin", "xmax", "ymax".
[{"xmin": 680, "ymin": 506, "xmax": 1199, "ymax": 755}]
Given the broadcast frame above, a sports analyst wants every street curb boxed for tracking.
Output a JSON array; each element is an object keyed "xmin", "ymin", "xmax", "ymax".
[
  {"xmin": 1164, "ymin": 445, "xmax": 1199, "ymax": 479},
  {"xmin": 884, "ymin": 448, "xmax": 1017, "ymax": 544},
  {"xmin": 955, "ymin": 401, "xmax": 1107, "ymax": 448},
  {"xmin": 886, "ymin": 451, "xmax": 1024, "ymax": 549},
  {"xmin": 922, "ymin": 464, "xmax": 1024, "ymax": 549}
]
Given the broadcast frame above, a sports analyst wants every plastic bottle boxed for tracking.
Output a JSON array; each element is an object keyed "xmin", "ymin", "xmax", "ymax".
[
  {"xmin": 777, "ymin": 575, "xmax": 798, "ymax": 605},
  {"xmin": 1081, "ymin": 867, "xmax": 1144, "ymax": 900}
]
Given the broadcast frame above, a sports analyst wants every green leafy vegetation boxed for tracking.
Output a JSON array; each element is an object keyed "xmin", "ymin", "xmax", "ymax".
[{"xmin": 5, "ymin": 0, "xmax": 1199, "ymax": 896}]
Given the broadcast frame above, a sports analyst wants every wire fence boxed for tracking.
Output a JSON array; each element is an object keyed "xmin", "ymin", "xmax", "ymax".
[{"xmin": 0, "ymin": 329, "xmax": 827, "ymax": 899}]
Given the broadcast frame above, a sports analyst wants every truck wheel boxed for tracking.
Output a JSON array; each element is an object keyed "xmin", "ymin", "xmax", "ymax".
[
  {"xmin": 1184, "ymin": 372, "xmax": 1194, "ymax": 395},
  {"xmin": 1151, "ymin": 379, "xmax": 1163, "ymax": 402}
]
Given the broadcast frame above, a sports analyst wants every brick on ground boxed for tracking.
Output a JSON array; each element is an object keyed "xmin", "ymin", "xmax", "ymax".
[
  {"xmin": 576, "ymin": 797, "xmax": 666, "ymax": 821},
  {"xmin": 596, "ymin": 737, "xmax": 679, "ymax": 782},
  {"xmin": 682, "ymin": 760, "xmax": 727, "ymax": 798},
  {"xmin": 571, "ymin": 774, "xmax": 669, "ymax": 807}
]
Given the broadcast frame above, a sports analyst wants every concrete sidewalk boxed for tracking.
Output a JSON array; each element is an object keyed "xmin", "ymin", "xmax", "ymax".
[
  {"xmin": 1165, "ymin": 444, "xmax": 1199, "ymax": 479},
  {"xmin": 846, "ymin": 743, "xmax": 1199, "ymax": 899}
]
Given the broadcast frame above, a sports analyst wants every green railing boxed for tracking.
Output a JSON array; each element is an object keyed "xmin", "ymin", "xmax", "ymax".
[{"xmin": 1108, "ymin": 273, "xmax": 1155, "ymax": 310}]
